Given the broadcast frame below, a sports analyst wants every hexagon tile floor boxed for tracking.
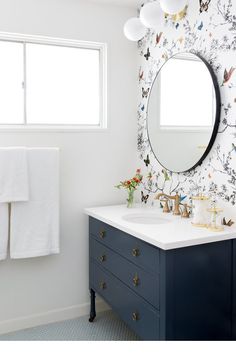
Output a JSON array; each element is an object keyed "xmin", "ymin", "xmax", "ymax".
[{"xmin": 0, "ymin": 310, "xmax": 140, "ymax": 341}]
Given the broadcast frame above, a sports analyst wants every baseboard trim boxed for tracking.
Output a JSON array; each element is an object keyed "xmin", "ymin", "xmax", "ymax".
[{"xmin": 0, "ymin": 299, "xmax": 110, "ymax": 335}]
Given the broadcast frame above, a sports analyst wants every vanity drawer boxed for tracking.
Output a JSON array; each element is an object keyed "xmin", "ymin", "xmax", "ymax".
[
  {"xmin": 90, "ymin": 261, "xmax": 160, "ymax": 340},
  {"xmin": 90, "ymin": 237, "xmax": 159, "ymax": 309},
  {"xmin": 89, "ymin": 217, "xmax": 159, "ymax": 274}
]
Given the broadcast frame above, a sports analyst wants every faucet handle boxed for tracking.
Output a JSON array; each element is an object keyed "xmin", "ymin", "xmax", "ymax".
[
  {"xmin": 160, "ymin": 198, "xmax": 170, "ymax": 213},
  {"xmin": 180, "ymin": 203, "xmax": 192, "ymax": 218}
]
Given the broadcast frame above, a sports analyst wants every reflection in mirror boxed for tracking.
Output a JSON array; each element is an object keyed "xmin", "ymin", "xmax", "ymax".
[{"xmin": 147, "ymin": 52, "xmax": 220, "ymax": 173}]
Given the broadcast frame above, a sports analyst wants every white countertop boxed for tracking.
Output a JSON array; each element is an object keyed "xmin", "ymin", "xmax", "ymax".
[{"xmin": 84, "ymin": 204, "xmax": 236, "ymax": 250}]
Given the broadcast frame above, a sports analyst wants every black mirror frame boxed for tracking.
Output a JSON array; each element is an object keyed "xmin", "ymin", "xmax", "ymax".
[{"xmin": 146, "ymin": 51, "xmax": 221, "ymax": 174}]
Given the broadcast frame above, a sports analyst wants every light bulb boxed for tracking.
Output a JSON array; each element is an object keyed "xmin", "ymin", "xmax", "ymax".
[
  {"xmin": 123, "ymin": 17, "xmax": 146, "ymax": 41},
  {"xmin": 140, "ymin": 2, "xmax": 162, "ymax": 29},
  {"xmin": 159, "ymin": 0, "xmax": 187, "ymax": 15}
]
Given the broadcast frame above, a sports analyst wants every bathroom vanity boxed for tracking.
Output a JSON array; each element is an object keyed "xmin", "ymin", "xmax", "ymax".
[{"xmin": 85, "ymin": 205, "xmax": 236, "ymax": 340}]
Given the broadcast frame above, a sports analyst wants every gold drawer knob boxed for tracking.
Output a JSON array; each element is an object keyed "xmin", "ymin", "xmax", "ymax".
[
  {"xmin": 132, "ymin": 312, "xmax": 139, "ymax": 321},
  {"xmin": 99, "ymin": 254, "xmax": 106, "ymax": 262},
  {"xmin": 132, "ymin": 274, "xmax": 140, "ymax": 287},
  {"xmin": 132, "ymin": 248, "xmax": 140, "ymax": 257},
  {"xmin": 99, "ymin": 230, "xmax": 106, "ymax": 239},
  {"xmin": 99, "ymin": 282, "xmax": 107, "ymax": 290}
]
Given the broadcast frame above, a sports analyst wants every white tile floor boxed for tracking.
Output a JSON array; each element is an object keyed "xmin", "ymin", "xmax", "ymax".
[{"xmin": 0, "ymin": 310, "xmax": 139, "ymax": 341}]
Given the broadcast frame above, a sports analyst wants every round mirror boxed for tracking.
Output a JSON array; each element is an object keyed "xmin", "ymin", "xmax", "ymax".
[{"xmin": 147, "ymin": 52, "xmax": 221, "ymax": 173}]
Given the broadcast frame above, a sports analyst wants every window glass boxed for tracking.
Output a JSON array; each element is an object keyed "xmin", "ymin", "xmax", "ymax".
[
  {"xmin": 26, "ymin": 43, "xmax": 100, "ymax": 125},
  {"xmin": 0, "ymin": 41, "xmax": 24, "ymax": 124}
]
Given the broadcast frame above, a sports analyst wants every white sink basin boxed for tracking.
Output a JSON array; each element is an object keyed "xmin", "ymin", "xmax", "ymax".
[{"xmin": 122, "ymin": 213, "xmax": 170, "ymax": 225}]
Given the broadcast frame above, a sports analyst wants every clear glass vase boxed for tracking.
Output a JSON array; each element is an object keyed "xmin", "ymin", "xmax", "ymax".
[{"xmin": 127, "ymin": 188, "xmax": 135, "ymax": 208}]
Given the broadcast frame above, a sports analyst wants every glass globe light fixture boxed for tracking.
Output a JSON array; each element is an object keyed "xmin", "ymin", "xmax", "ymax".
[
  {"xmin": 140, "ymin": 1, "xmax": 162, "ymax": 29},
  {"xmin": 123, "ymin": 17, "xmax": 146, "ymax": 41},
  {"xmin": 159, "ymin": 0, "xmax": 187, "ymax": 15}
]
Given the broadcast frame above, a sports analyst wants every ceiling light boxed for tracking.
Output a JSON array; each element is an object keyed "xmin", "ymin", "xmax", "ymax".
[
  {"xmin": 159, "ymin": 0, "xmax": 187, "ymax": 15},
  {"xmin": 140, "ymin": 2, "xmax": 163, "ymax": 29},
  {"xmin": 123, "ymin": 17, "xmax": 146, "ymax": 41}
]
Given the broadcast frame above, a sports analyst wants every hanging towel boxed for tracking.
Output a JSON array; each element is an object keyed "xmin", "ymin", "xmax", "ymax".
[
  {"xmin": 0, "ymin": 204, "xmax": 9, "ymax": 261},
  {"xmin": 10, "ymin": 148, "xmax": 59, "ymax": 259},
  {"xmin": 0, "ymin": 147, "xmax": 29, "ymax": 203},
  {"xmin": 0, "ymin": 147, "xmax": 29, "ymax": 260}
]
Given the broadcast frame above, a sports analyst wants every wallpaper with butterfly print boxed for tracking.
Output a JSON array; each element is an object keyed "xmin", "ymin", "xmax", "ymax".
[{"xmin": 137, "ymin": 0, "xmax": 236, "ymax": 217}]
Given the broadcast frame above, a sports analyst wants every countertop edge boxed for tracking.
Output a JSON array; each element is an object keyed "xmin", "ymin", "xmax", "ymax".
[{"xmin": 84, "ymin": 207, "xmax": 236, "ymax": 250}]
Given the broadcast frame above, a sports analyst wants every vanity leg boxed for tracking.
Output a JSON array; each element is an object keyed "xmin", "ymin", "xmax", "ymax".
[{"xmin": 89, "ymin": 288, "xmax": 96, "ymax": 322}]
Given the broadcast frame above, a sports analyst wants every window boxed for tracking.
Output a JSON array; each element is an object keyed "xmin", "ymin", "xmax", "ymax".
[
  {"xmin": 0, "ymin": 41, "xmax": 24, "ymax": 125},
  {"xmin": 0, "ymin": 34, "xmax": 107, "ymax": 130}
]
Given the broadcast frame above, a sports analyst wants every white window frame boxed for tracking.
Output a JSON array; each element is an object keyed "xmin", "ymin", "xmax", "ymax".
[{"xmin": 0, "ymin": 32, "xmax": 107, "ymax": 132}]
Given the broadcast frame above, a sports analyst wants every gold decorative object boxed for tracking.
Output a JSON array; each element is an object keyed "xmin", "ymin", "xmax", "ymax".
[
  {"xmin": 155, "ymin": 192, "xmax": 181, "ymax": 215},
  {"xmin": 99, "ymin": 254, "xmax": 106, "ymax": 262},
  {"xmin": 132, "ymin": 312, "xmax": 139, "ymax": 321},
  {"xmin": 191, "ymin": 195, "xmax": 210, "ymax": 227},
  {"xmin": 132, "ymin": 248, "xmax": 140, "ymax": 257},
  {"xmin": 191, "ymin": 222, "xmax": 208, "ymax": 228},
  {"xmin": 132, "ymin": 274, "xmax": 140, "ymax": 287},
  {"xmin": 191, "ymin": 195, "xmax": 210, "ymax": 201},
  {"xmin": 222, "ymin": 217, "xmax": 234, "ymax": 227},
  {"xmin": 207, "ymin": 207, "xmax": 224, "ymax": 232},
  {"xmin": 99, "ymin": 229, "xmax": 106, "ymax": 239},
  {"xmin": 165, "ymin": 5, "xmax": 188, "ymax": 22}
]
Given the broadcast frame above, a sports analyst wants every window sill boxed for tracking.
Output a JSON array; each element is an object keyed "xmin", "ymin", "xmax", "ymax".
[
  {"xmin": 0, "ymin": 125, "xmax": 108, "ymax": 133},
  {"xmin": 158, "ymin": 127, "xmax": 212, "ymax": 133}
]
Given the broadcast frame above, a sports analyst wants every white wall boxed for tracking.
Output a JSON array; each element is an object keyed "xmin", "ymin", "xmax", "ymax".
[{"xmin": 0, "ymin": 0, "xmax": 138, "ymax": 332}]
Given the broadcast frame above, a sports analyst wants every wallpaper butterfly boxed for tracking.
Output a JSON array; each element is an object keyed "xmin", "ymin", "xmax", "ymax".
[
  {"xmin": 222, "ymin": 67, "xmax": 235, "ymax": 86},
  {"xmin": 177, "ymin": 37, "xmax": 184, "ymax": 44},
  {"xmin": 141, "ymin": 191, "xmax": 149, "ymax": 204},
  {"xmin": 199, "ymin": 0, "xmax": 211, "ymax": 13},
  {"xmin": 155, "ymin": 32, "xmax": 163, "ymax": 46},
  {"xmin": 144, "ymin": 47, "xmax": 150, "ymax": 61},
  {"xmin": 138, "ymin": 69, "xmax": 144, "ymax": 82},
  {"xmin": 142, "ymin": 87, "xmax": 150, "ymax": 98},
  {"xmin": 180, "ymin": 195, "xmax": 187, "ymax": 202},
  {"xmin": 198, "ymin": 21, "xmax": 203, "ymax": 30},
  {"xmin": 162, "ymin": 169, "xmax": 170, "ymax": 181},
  {"xmin": 144, "ymin": 154, "xmax": 150, "ymax": 167}
]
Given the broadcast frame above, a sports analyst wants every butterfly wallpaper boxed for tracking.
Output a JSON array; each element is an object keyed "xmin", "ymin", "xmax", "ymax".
[{"xmin": 137, "ymin": 0, "xmax": 236, "ymax": 216}]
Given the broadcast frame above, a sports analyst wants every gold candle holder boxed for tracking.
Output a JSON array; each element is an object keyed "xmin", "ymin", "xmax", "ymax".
[
  {"xmin": 191, "ymin": 195, "xmax": 210, "ymax": 228},
  {"xmin": 207, "ymin": 207, "xmax": 224, "ymax": 232}
]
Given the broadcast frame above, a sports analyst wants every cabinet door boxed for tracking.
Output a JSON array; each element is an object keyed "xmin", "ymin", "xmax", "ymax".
[
  {"xmin": 233, "ymin": 239, "xmax": 236, "ymax": 340},
  {"xmin": 163, "ymin": 240, "xmax": 232, "ymax": 340}
]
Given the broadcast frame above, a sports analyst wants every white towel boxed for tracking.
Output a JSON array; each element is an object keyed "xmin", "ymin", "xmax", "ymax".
[
  {"xmin": 10, "ymin": 148, "xmax": 59, "ymax": 259},
  {"xmin": 0, "ymin": 204, "xmax": 9, "ymax": 260},
  {"xmin": 0, "ymin": 147, "xmax": 29, "ymax": 203},
  {"xmin": 0, "ymin": 147, "xmax": 29, "ymax": 260}
]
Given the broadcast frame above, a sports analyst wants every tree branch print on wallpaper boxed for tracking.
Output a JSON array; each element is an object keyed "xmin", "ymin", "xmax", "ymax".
[{"xmin": 137, "ymin": 0, "xmax": 236, "ymax": 215}]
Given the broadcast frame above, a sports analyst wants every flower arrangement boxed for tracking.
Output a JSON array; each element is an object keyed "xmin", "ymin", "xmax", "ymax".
[{"xmin": 115, "ymin": 169, "xmax": 143, "ymax": 207}]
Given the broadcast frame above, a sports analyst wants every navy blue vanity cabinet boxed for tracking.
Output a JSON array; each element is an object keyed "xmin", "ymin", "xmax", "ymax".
[
  {"xmin": 160, "ymin": 240, "xmax": 232, "ymax": 340},
  {"xmin": 233, "ymin": 239, "xmax": 236, "ymax": 340},
  {"xmin": 89, "ymin": 216, "xmax": 233, "ymax": 340}
]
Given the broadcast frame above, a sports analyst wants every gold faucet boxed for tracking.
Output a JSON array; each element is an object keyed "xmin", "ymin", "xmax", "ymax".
[
  {"xmin": 159, "ymin": 197, "xmax": 170, "ymax": 213},
  {"xmin": 155, "ymin": 192, "xmax": 181, "ymax": 215},
  {"xmin": 180, "ymin": 203, "xmax": 192, "ymax": 218}
]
